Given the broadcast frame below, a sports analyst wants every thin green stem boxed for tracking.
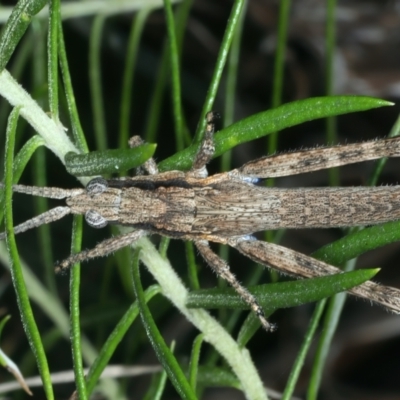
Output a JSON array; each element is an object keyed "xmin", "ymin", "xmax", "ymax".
[
  {"xmin": 89, "ymin": 14, "xmax": 107, "ymax": 151},
  {"xmin": 69, "ymin": 215, "xmax": 87, "ymax": 400},
  {"xmin": 3, "ymin": 107, "xmax": 54, "ymax": 400},
  {"xmin": 307, "ymin": 259, "xmax": 356, "ymax": 399},
  {"xmin": 132, "ymin": 236, "xmax": 268, "ymax": 400},
  {"xmin": 158, "ymin": 237, "xmax": 170, "ymax": 258},
  {"xmin": 193, "ymin": 0, "xmax": 245, "ymax": 143},
  {"xmin": 86, "ymin": 285, "xmax": 161, "ymax": 395},
  {"xmin": 163, "ymin": 0, "xmax": 184, "ymax": 150},
  {"xmin": 218, "ymin": 0, "xmax": 247, "ymax": 328},
  {"xmin": 144, "ymin": 0, "xmax": 193, "ymax": 144},
  {"xmin": 31, "ymin": 19, "xmax": 57, "ymax": 295},
  {"xmin": 221, "ymin": 0, "xmax": 247, "ymax": 172},
  {"xmin": 130, "ymin": 247, "xmax": 196, "ymax": 400},
  {"xmin": 265, "ymin": 0, "xmax": 290, "ymax": 266},
  {"xmin": 47, "ymin": 0, "xmax": 61, "ymax": 119},
  {"xmin": 188, "ymin": 334, "xmax": 204, "ymax": 390},
  {"xmin": 33, "ymin": 148, "xmax": 57, "ymax": 295},
  {"xmin": 119, "ymin": 8, "xmax": 153, "ymax": 148},
  {"xmin": 58, "ymin": 21, "xmax": 88, "ymax": 153},
  {"xmin": 325, "ymin": 0, "xmax": 339, "ymax": 186},
  {"xmin": 269, "ymin": 0, "xmax": 291, "ymax": 155},
  {"xmin": 368, "ymin": 111, "xmax": 400, "ymax": 186},
  {"xmin": 281, "ymin": 300, "xmax": 326, "ymax": 400},
  {"xmin": 0, "ymin": 135, "xmax": 45, "ymax": 224},
  {"xmin": 185, "ymin": 241, "xmax": 200, "ymax": 290}
]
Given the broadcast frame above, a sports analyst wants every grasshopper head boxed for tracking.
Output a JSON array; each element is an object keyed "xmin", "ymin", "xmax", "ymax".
[{"xmin": 66, "ymin": 178, "xmax": 121, "ymax": 228}]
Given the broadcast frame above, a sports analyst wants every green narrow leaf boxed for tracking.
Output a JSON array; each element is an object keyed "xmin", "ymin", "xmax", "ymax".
[
  {"xmin": 64, "ymin": 144, "xmax": 156, "ymax": 176},
  {"xmin": 369, "ymin": 111, "xmax": 400, "ymax": 186},
  {"xmin": 0, "ymin": 135, "xmax": 45, "ymax": 223},
  {"xmin": 163, "ymin": 0, "xmax": 184, "ymax": 150},
  {"xmin": 48, "ymin": 0, "xmax": 61, "ymax": 118},
  {"xmin": 130, "ymin": 248, "xmax": 196, "ymax": 400},
  {"xmin": 160, "ymin": 96, "xmax": 393, "ymax": 171},
  {"xmin": 33, "ymin": 147, "xmax": 58, "ymax": 295},
  {"xmin": 69, "ymin": 215, "xmax": 87, "ymax": 400},
  {"xmin": 186, "ymin": 241, "xmax": 200, "ymax": 290},
  {"xmin": 197, "ymin": 366, "xmax": 241, "ymax": 389},
  {"xmin": 313, "ymin": 220, "xmax": 400, "ymax": 266},
  {"xmin": 188, "ymin": 334, "xmax": 204, "ymax": 391},
  {"xmin": 187, "ymin": 268, "xmax": 379, "ymax": 310},
  {"xmin": 269, "ymin": 0, "xmax": 291, "ymax": 155},
  {"xmin": 193, "ymin": 0, "xmax": 245, "ymax": 143},
  {"xmin": 119, "ymin": 7, "xmax": 154, "ymax": 148},
  {"xmin": 221, "ymin": 0, "xmax": 247, "ymax": 171},
  {"xmin": 0, "ymin": 0, "xmax": 48, "ymax": 71},
  {"xmin": 86, "ymin": 285, "xmax": 161, "ymax": 396},
  {"xmin": 143, "ymin": 370, "xmax": 168, "ymax": 400},
  {"xmin": 307, "ymin": 259, "xmax": 357, "ymax": 400},
  {"xmin": 58, "ymin": 22, "xmax": 89, "ymax": 153},
  {"xmin": 325, "ymin": 0, "xmax": 340, "ymax": 187},
  {"xmin": 280, "ymin": 299, "xmax": 327, "ymax": 400},
  {"xmin": 0, "ymin": 316, "xmax": 11, "ymax": 339},
  {"xmin": 237, "ymin": 262, "xmax": 372, "ymax": 346},
  {"xmin": 89, "ymin": 14, "xmax": 108, "ymax": 151},
  {"xmin": 3, "ymin": 107, "xmax": 54, "ymax": 399},
  {"xmin": 144, "ymin": 0, "xmax": 193, "ymax": 145}
]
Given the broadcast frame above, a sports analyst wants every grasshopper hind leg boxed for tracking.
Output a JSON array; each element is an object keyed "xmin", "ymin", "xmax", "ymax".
[{"xmin": 194, "ymin": 239, "xmax": 276, "ymax": 332}]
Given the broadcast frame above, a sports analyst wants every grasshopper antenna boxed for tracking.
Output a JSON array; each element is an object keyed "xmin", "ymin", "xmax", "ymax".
[
  {"xmin": 0, "ymin": 183, "xmax": 83, "ymax": 199},
  {"xmin": 0, "ymin": 207, "xmax": 71, "ymax": 239},
  {"xmin": 0, "ymin": 183, "xmax": 82, "ymax": 239}
]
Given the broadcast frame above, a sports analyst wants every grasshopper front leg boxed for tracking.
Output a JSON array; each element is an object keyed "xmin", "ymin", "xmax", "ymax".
[
  {"xmin": 55, "ymin": 230, "xmax": 148, "ymax": 273},
  {"xmin": 189, "ymin": 111, "xmax": 220, "ymax": 178},
  {"xmin": 56, "ymin": 136, "xmax": 157, "ymax": 271},
  {"xmin": 128, "ymin": 136, "xmax": 159, "ymax": 176}
]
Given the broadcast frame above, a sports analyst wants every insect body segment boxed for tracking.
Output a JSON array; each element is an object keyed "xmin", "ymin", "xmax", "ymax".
[{"xmin": 2, "ymin": 111, "xmax": 400, "ymax": 332}]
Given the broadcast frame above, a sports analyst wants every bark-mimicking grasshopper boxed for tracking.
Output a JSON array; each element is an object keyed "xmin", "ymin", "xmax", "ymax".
[{"xmin": 2, "ymin": 111, "xmax": 400, "ymax": 331}]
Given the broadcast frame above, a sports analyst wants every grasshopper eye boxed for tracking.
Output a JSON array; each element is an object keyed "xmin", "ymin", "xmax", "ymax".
[
  {"xmin": 86, "ymin": 178, "xmax": 108, "ymax": 195},
  {"xmin": 85, "ymin": 210, "xmax": 108, "ymax": 228}
]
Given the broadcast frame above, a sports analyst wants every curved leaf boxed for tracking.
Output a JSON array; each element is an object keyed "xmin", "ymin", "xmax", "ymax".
[
  {"xmin": 159, "ymin": 96, "xmax": 392, "ymax": 171},
  {"xmin": 64, "ymin": 143, "xmax": 156, "ymax": 176},
  {"xmin": 187, "ymin": 268, "xmax": 379, "ymax": 310},
  {"xmin": 0, "ymin": 0, "xmax": 48, "ymax": 71},
  {"xmin": 130, "ymin": 249, "xmax": 196, "ymax": 400},
  {"xmin": 313, "ymin": 220, "xmax": 400, "ymax": 266}
]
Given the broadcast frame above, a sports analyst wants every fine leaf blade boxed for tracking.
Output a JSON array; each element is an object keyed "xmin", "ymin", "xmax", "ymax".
[
  {"xmin": 187, "ymin": 268, "xmax": 379, "ymax": 311},
  {"xmin": 64, "ymin": 143, "xmax": 156, "ymax": 176},
  {"xmin": 0, "ymin": 0, "xmax": 48, "ymax": 71},
  {"xmin": 236, "ymin": 268, "xmax": 377, "ymax": 347},
  {"xmin": 188, "ymin": 334, "xmax": 204, "ymax": 391},
  {"xmin": 0, "ymin": 134, "xmax": 45, "ymax": 223},
  {"xmin": 86, "ymin": 285, "xmax": 161, "ymax": 396},
  {"xmin": 313, "ymin": 220, "xmax": 400, "ymax": 266},
  {"xmin": 159, "ymin": 96, "xmax": 392, "ymax": 171},
  {"xmin": 130, "ymin": 248, "xmax": 196, "ymax": 400},
  {"xmin": 197, "ymin": 366, "xmax": 241, "ymax": 390},
  {"xmin": 3, "ymin": 107, "xmax": 54, "ymax": 399}
]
